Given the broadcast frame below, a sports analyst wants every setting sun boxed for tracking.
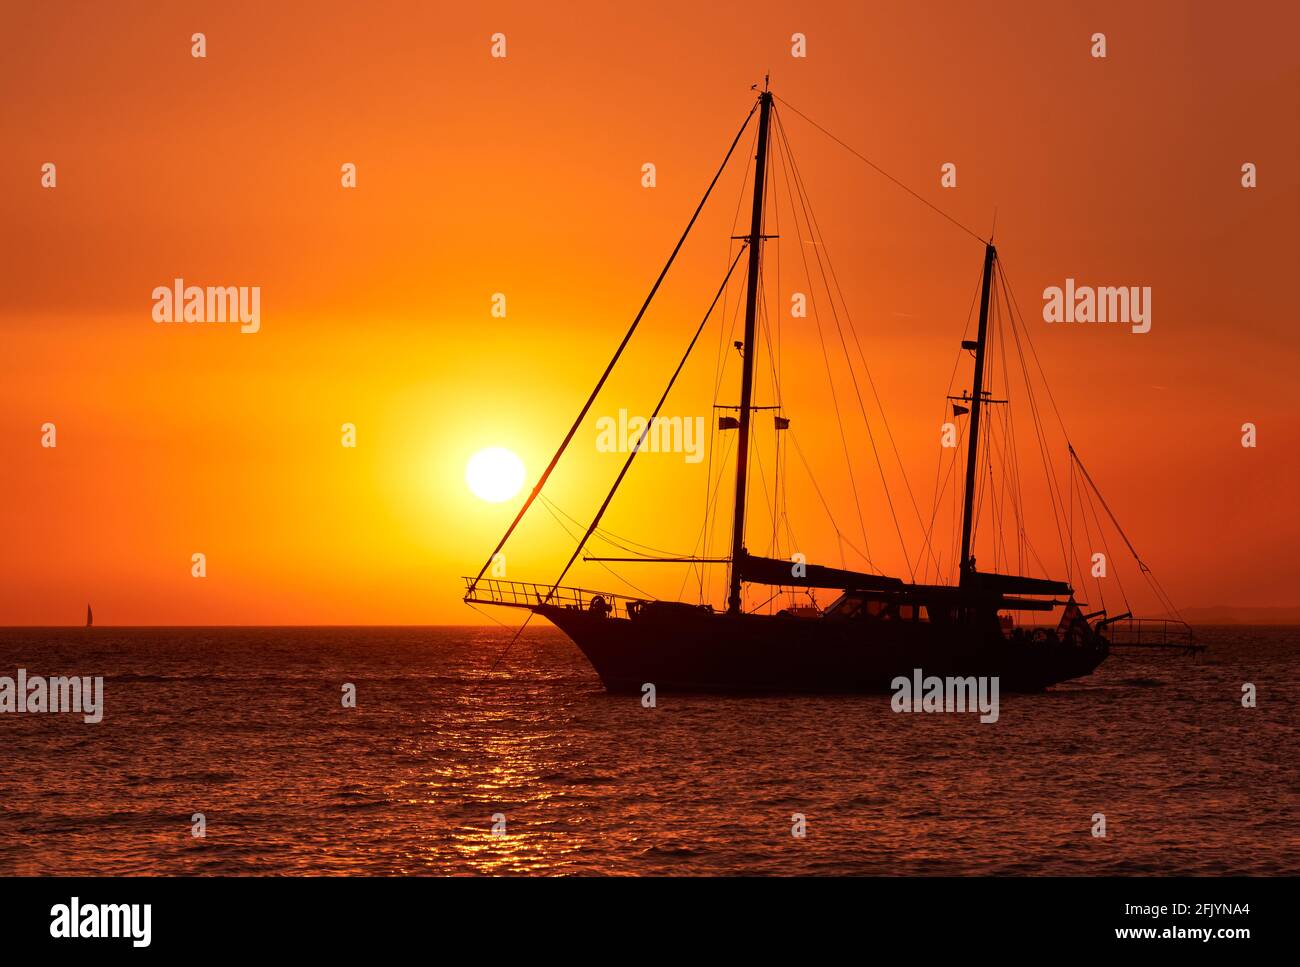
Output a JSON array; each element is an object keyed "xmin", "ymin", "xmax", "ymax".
[{"xmin": 465, "ymin": 447, "xmax": 526, "ymax": 504}]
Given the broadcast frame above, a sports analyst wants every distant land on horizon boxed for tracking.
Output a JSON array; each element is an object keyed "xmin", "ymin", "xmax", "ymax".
[{"xmin": 1169, "ymin": 606, "xmax": 1300, "ymax": 626}]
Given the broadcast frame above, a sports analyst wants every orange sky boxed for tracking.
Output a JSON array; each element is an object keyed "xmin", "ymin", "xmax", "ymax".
[{"xmin": 1, "ymin": 1, "xmax": 1297, "ymax": 625}]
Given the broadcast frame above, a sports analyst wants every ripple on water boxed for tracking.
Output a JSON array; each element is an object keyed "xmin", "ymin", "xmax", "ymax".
[{"xmin": 0, "ymin": 625, "xmax": 1294, "ymax": 875}]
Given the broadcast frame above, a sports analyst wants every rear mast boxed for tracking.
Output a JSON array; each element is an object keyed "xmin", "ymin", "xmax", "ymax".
[
  {"xmin": 959, "ymin": 242, "xmax": 997, "ymax": 585},
  {"xmin": 727, "ymin": 83, "xmax": 774, "ymax": 615}
]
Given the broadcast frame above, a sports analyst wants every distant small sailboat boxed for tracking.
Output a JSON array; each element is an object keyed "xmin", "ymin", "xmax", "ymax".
[{"xmin": 86, "ymin": 604, "xmax": 93, "ymax": 628}]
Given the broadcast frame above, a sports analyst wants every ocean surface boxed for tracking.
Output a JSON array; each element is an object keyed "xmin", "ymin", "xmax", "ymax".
[{"xmin": 0, "ymin": 625, "xmax": 1295, "ymax": 876}]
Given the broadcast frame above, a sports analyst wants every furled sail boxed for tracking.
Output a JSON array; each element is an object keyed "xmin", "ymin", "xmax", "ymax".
[
  {"xmin": 960, "ymin": 571, "xmax": 1073, "ymax": 597},
  {"xmin": 736, "ymin": 552, "xmax": 906, "ymax": 591}
]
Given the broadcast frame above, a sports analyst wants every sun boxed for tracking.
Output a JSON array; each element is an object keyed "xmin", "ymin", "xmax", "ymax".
[{"xmin": 465, "ymin": 447, "xmax": 526, "ymax": 504}]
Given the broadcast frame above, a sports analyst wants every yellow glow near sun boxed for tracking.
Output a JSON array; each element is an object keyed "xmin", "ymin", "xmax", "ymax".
[{"xmin": 465, "ymin": 447, "xmax": 526, "ymax": 504}]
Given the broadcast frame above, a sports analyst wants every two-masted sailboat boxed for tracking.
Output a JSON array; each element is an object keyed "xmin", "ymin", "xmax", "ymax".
[{"xmin": 465, "ymin": 83, "xmax": 1194, "ymax": 693}]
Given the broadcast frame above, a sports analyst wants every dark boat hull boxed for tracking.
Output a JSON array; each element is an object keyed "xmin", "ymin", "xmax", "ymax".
[{"xmin": 536, "ymin": 604, "xmax": 1108, "ymax": 694}]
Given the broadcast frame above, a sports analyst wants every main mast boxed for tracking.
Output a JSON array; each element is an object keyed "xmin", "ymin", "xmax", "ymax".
[
  {"xmin": 727, "ymin": 87, "xmax": 774, "ymax": 615},
  {"xmin": 959, "ymin": 242, "xmax": 997, "ymax": 584}
]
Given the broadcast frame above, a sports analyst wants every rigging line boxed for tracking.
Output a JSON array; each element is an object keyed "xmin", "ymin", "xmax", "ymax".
[
  {"xmin": 990, "ymin": 297, "xmax": 1014, "ymax": 571},
  {"xmin": 989, "ymin": 464, "xmax": 1003, "ymax": 572},
  {"xmin": 764, "ymin": 133, "xmax": 784, "ymax": 557},
  {"xmin": 543, "ymin": 248, "xmax": 746, "ymax": 602},
  {"xmin": 543, "ymin": 497, "xmax": 645, "ymax": 554},
  {"xmin": 1147, "ymin": 570, "xmax": 1184, "ymax": 623},
  {"xmin": 754, "ymin": 304, "xmax": 782, "ymax": 554},
  {"xmin": 706, "ymin": 271, "xmax": 750, "ymax": 590},
  {"xmin": 750, "ymin": 426, "xmax": 778, "ymax": 555},
  {"xmin": 1006, "ymin": 405, "xmax": 1029, "ymax": 575},
  {"xmin": 1068, "ymin": 444, "xmax": 1075, "ymax": 587},
  {"xmin": 703, "ymin": 432, "xmax": 739, "ymax": 601},
  {"xmin": 769, "ymin": 110, "xmax": 935, "ymax": 574},
  {"xmin": 996, "ymin": 266, "xmax": 1067, "ymax": 577},
  {"xmin": 972, "ymin": 270, "xmax": 1003, "ymax": 561},
  {"xmin": 713, "ymin": 119, "xmax": 759, "ymax": 399},
  {"xmin": 1000, "ymin": 420, "xmax": 1016, "ymax": 572},
  {"xmin": 921, "ymin": 261, "xmax": 987, "ymax": 582},
  {"xmin": 767, "ymin": 135, "xmax": 796, "ymax": 558},
  {"xmin": 986, "ymin": 276, "xmax": 1014, "ymax": 573},
  {"xmin": 465, "ymin": 599, "xmax": 516, "ymax": 630},
  {"xmin": 539, "ymin": 494, "xmax": 686, "ymax": 560},
  {"xmin": 993, "ymin": 300, "xmax": 1029, "ymax": 577},
  {"xmin": 1019, "ymin": 522, "xmax": 1053, "ymax": 586},
  {"xmin": 772, "ymin": 428, "xmax": 793, "ymax": 563},
  {"xmin": 756, "ymin": 272, "xmax": 790, "ymax": 553},
  {"xmin": 713, "ymin": 124, "xmax": 759, "ymax": 400},
  {"xmin": 712, "ymin": 257, "xmax": 751, "ymax": 399},
  {"xmin": 537, "ymin": 497, "xmax": 654, "ymax": 598},
  {"xmin": 698, "ymin": 382, "xmax": 718, "ymax": 602},
  {"xmin": 918, "ymin": 405, "xmax": 968, "ymax": 584},
  {"xmin": 1080, "ymin": 466, "xmax": 1130, "ymax": 613},
  {"xmin": 774, "ymin": 113, "xmax": 920, "ymax": 582},
  {"xmin": 747, "ymin": 262, "xmax": 778, "ymax": 549},
  {"xmin": 683, "ymin": 421, "xmax": 729, "ymax": 605},
  {"xmin": 1069, "ymin": 445, "xmax": 1175, "ymax": 625},
  {"xmin": 988, "ymin": 313, "xmax": 1015, "ymax": 566},
  {"xmin": 468, "ymin": 101, "xmax": 757, "ymax": 599},
  {"xmin": 688, "ymin": 428, "xmax": 738, "ymax": 604},
  {"xmin": 1073, "ymin": 464, "xmax": 1106, "ymax": 612},
  {"xmin": 1001, "ymin": 428, "xmax": 1049, "ymax": 583},
  {"xmin": 996, "ymin": 258, "xmax": 1071, "ymax": 441},
  {"xmin": 922, "ymin": 321, "xmax": 983, "ymax": 577},
  {"xmin": 1142, "ymin": 544, "xmax": 1182, "ymax": 614},
  {"xmin": 769, "ymin": 429, "xmax": 782, "ymax": 559},
  {"xmin": 747, "ymin": 588, "xmax": 792, "ymax": 615},
  {"xmin": 1001, "ymin": 265, "xmax": 1072, "ymax": 578},
  {"xmin": 781, "ymin": 455, "xmax": 799, "ymax": 569},
  {"xmin": 987, "ymin": 416, "xmax": 1009, "ymax": 571},
  {"xmin": 787, "ymin": 430, "xmax": 878, "ymax": 570},
  {"xmin": 486, "ymin": 248, "xmax": 747, "ymax": 678},
  {"xmin": 773, "ymin": 93, "xmax": 987, "ymax": 246},
  {"xmin": 987, "ymin": 366, "xmax": 1051, "ymax": 585},
  {"xmin": 757, "ymin": 256, "xmax": 785, "ymax": 405},
  {"xmin": 705, "ymin": 417, "xmax": 742, "ymax": 599},
  {"xmin": 951, "ymin": 434, "xmax": 963, "ymax": 579},
  {"xmin": 770, "ymin": 120, "xmax": 875, "ymax": 569},
  {"xmin": 997, "ymin": 277, "xmax": 1074, "ymax": 582},
  {"xmin": 771, "ymin": 124, "xmax": 784, "ymax": 413},
  {"xmin": 968, "ymin": 333, "xmax": 999, "ymax": 561},
  {"xmin": 928, "ymin": 421, "xmax": 966, "ymax": 581}
]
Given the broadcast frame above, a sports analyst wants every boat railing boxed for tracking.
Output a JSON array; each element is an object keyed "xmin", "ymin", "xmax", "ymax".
[
  {"xmin": 463, "ymin": 577, "xmax": 642, "ymax": 618},
  {"xmin": 1102, "ymin": 616, "xmax": 1203, "ymax": 653}
]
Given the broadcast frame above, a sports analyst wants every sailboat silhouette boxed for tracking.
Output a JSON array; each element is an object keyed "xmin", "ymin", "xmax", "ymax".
[
  {"xmin": 465, "ymin": 83, "xmax": 1197, "ymax": 693},
  {"xmin": 86, "ymin": 604, "xmax": 93, "ymax": 628}
]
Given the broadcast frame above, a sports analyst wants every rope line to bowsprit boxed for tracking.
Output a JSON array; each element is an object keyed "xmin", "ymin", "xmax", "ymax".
[
  {"xmin": 773, "ymin": 94, "xmax": 988, "ymax": 246},
  {"xmin": 464, "ymin": 100, "xmax": 758, "ymax": 603},
  {"xmin": 481, "ymin": 247, "xmax": 749, "ymax": 681}
]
